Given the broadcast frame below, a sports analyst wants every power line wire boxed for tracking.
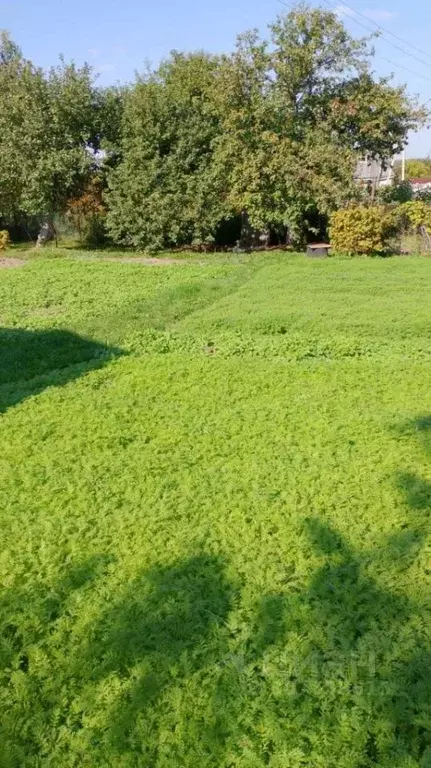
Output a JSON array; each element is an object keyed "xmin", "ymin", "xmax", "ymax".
[
  {"xmin": 277, "ymin": 0, "xmax": 431, "ymax": 73},
  {"xmin": 379, "ymin": 56, "xmax": 431, "ymax": 86},
  {"xmin": 320, "ymin": 0, "xmax": 431, "ymax": 71},
  {"xmin": 326, "ymin": 0, "xmax": 431, "ymax": 65},
  {"xmin": 276, "ymin": 0, "xmax": 431, "ymax": 87}
]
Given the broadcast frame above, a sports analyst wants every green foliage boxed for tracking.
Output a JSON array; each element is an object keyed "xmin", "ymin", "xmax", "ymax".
[
  {"xmin": 0, "ymin": 229, "xmax": 10, "ymax": 250},
  {"xmin": 330, "ymin": 205, "xmax": 393, "ymax": 254},
  {"xmin": 0, "ymin": 41, "xmax": 97, "ymax": 229},
  {"xmin": 331, "ymin": 200, "xmax": 431, "ymax": 255},
  {"xmin": 328, "ymin": 73, "xmax": 423, "ymax": 159},
  {"xmin": 213, "ymin": 6, "xmax": 421, "ymax": 242},
  {"xmin": 66, "ymin": 177, "xmax": 107, "ymax": 246},
  {"xmin": 106, "ymin": 5, "xmax": 423, "ymax": 249},
  {"xmin": 377, "ymin": 180, "xmax": 413, "ymax": 204},
  {"xmin": 106, "ymin": 52, "xmax": 227, "ymax": 250},
  {"xmin": 1, "ymin": 8, "xmax": 427, "ymax": 248},
  {"xmin": 0, "ymin": 252, "xmax": 431, "ymax": 765},
  {"xmin": 0, "ymin": 29, "xmax": 21, "ymax": 65},
  {"xmin": 94, "ymin": 85, "xmax": 128, "ymax": 163},
  {"xmin": 387, "ymin": 200, "xmax": 431, "ymax": 233},
  {"xmin": 1, "ymin": 8, "xmax": 426, "ymax": 248},
  {"xmin": 405, "ymin": 157, "xmax": 431, "ymax": 179}
]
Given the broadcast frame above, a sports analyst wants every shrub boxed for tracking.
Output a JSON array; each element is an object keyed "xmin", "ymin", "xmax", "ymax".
[
  {"xmin": 387, "ymin": 200, "xmax": 431, "ymax": 232},
  {"xmin": 0, "ymin": 230, "xmax": 10, "ymax": 250},
  {"xmin": 415, "ymin": 188, "xmax": 431, "ymax": 203},
  {"xmin": 330, "ymin": 201, "xmax": 431, "ymax": 256},
  {"xmin": 66, "ymin": 177, "xmax": 107, "ymax": 247},
  {"xmin": 377, "ymin": 181, "xmax": 413, "ymax": 204},
  {"xmin": 329, "ymin": 206, "xmax": 393, "ymax": 255}
]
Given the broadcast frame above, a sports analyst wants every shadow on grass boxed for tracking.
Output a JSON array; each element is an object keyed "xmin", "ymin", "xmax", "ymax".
[
  {"xmin": 219, "ymin": 417, "xmax": 431, "ymax": 764},
  {"xmin": 0, "ymin": 553, "xmax": 235, "ymax": 765},
  {"xmin": 78, "ymin": 554, "xmax": 234, "ymax": 760},
  {"xmin": 2, "ymin": 538, "xmax": 431, "ymax": 764},
  {"xmin": 0, "ymin": 420, "xmax": 430, "ymax": 765},
  {"xmin": 0, "ymin": 327, "xmax": 123, "ymax": 413},
  {"xmin": 242, "ymin": 515, "xmax": 431, "ymax": 765},
  {"xmin": 396, "ymin": 413, "xmax": 431, "ymax": 517}
]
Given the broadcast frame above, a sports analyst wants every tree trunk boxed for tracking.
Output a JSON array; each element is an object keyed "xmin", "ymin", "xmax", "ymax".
[
  {"xmin": 36, "ymin": 216, "xmax": 56, "ymax": 248},
  {"xmin": 237, "ymin": 211, "xmax": 253, "ymax": 251}
]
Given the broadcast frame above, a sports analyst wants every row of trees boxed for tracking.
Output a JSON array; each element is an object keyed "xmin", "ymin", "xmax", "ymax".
[{"xmin": 0, "ymin": 6, "xmax": 426, "ymax": 249}]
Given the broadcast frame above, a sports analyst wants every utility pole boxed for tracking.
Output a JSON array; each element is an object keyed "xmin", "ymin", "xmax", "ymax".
[{"xmin": 401, "ymin": 149, "xmax": 406, "ymax": 181}]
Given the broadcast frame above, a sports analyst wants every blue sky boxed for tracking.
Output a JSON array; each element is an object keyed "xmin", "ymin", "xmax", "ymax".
[{"xmin": 1, "ymin": 0, "xmax": 430, "ymax": 156}]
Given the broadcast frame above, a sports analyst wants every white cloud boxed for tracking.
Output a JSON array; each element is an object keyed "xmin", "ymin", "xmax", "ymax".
[{"xmin": 88, "ymin": 48, "xmax": 101, "ymax": 59}]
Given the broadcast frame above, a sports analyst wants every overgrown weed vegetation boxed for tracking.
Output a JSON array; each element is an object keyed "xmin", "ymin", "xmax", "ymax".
[{"xmin": 0, "ymin": 250, "xmax": 430, "ymax": 766}]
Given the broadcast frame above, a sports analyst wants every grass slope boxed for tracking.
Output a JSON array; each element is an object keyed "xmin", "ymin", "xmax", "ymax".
[{"xmin": 0, "ymin": 252, "xmax": 430, "ymax": 767}]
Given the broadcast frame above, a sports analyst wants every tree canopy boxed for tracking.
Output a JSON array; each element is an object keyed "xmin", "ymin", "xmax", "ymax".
[
  {"xmin": 106, "ymin": 52, "xmax": 227, "ymax": 249},
  {"xmin": 0, "ymin": 34, "xmax": 98, "ymax": 237},
  {"xmin": 0, "ymin": 5, "xmax": 427, "ymax": 248},
  {"xmin": 106, "ymin": 5, "xmax": 425, "ymax": 248},
  {"xmin": 404, "ymin": 158, "xmax": 431, "ymax": 179}
]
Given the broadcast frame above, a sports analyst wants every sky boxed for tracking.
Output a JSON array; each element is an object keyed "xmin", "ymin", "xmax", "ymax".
[{"xmin": 1, "ymin": 0, "xmax": 431, "ymax": 156}]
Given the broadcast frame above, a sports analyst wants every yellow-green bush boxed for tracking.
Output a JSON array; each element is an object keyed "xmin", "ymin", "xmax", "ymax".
[
  {"xmin": 329, "ymin": 206, "xmax": 392, "ymax": 255},
  {"xmin": 330, "ymin": 201, "xmax": 431, "ymax": 255},
  {"xmin": 386, "ymin": 200, "xmax": 431, "ymax": 233},
  {"xmin": 0, "ymin": 230, "xmax": 10, "ymax": 250}
]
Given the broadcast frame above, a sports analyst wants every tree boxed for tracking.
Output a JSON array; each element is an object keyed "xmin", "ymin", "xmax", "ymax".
[
  {"xmin": 94, "ymin": 85, "xmax": 128, "ymax": 165},
  {"xmin": 0, "ymin": 30, "xmax": 21, "ymax": 65},
  {"xmin": 377, "ymin": 180, "xmax": 413, "ymax": 204},
  {"xmin": 404, "ymin": 158, "xmax": 431, "ymax": 179},
  {"xmin": 0, "ymin": 34, "xmax": 97, "ymax": 242},
  {"xmin": 3, "ymin": 4, "xmax": 417, "ymax": 249},
  {"xmin": 212, "ymin": 5, "xmax": 425, "ymax": 243},
  {"xmin": 106, "ymin": 52, "xmax": 227, "ymax": 250},
  {"xmin": 0, "ymin": 31, "xmax": 31, "ymax": 225},
  {"xmin": 106, "ymin": 5, "xmax": 424, "ymax": 250}
]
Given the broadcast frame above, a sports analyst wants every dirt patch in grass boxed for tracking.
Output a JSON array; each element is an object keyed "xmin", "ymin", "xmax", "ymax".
[
  {"xmin": 32, "ymin": 305, "xmax": 65, "ymax": 317},
  {"xmin": 0, "ymin": 257, "xmax": 26, "ymax": 268}
]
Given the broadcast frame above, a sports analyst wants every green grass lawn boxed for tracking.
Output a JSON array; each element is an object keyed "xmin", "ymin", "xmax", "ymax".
[{"xmin": 1, "ymin": 251, "xmax": 430, "ymax": 767}]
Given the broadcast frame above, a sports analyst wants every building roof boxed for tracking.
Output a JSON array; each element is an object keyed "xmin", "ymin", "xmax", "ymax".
[{"xmin": 409, "ymin": 177, "xmax": 431, "ymax": 185}]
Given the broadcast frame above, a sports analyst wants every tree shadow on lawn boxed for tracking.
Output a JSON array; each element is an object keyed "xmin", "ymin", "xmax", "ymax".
[
  {"xmin": 1, "ymin": 420, "xmax": 431, "ymax": 765},
  {"xmin": 240, "ymin": 415, "xmax": 431, "ymax": 766},
  {"xmin": 3, "ymin": 540, "xmax": 431, "ymax": 766},
  {"xmin": 0, "ymin": 327, "xmax": 123, "ymax": 413},
  {"xmin": 78, "ymin": 554, "xmax": 235, "ymax": 762},
  {"xmin": 0, "ymin": 552, "xmax": 236, "ymax": 765},
  {"xmin": 396, "ymin": 414, "xmax": 431, "ymax": 513},
  {"xmin": 242, "ymin": 513, "xmax": 431, "ymax": 766}
]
